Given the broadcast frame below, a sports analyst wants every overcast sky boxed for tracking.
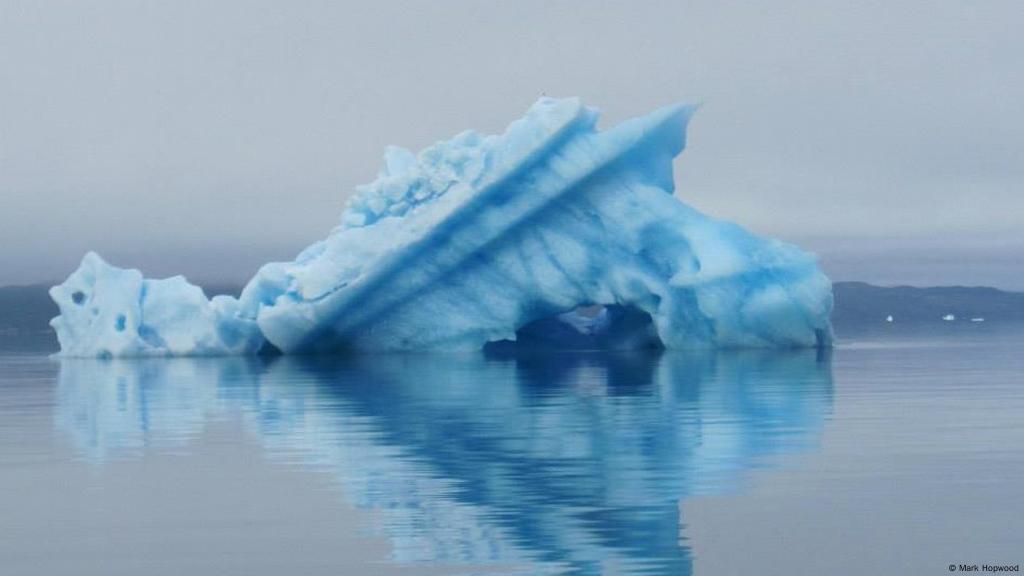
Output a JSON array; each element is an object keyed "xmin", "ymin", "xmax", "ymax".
[{"xmin": 2, "ymin": 0, "xmax": 1021, "ymax": 288}]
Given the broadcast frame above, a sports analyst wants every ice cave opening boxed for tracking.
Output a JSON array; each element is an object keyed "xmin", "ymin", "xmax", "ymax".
[{"xmin": 484, "ymin": 304, "xmax": 665, "ymax": 353}]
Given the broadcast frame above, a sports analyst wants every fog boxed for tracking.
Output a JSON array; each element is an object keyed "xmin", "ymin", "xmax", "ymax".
[{"xmin": 2, "ymin": 1, "xmax": 1021, "ymax": 287}]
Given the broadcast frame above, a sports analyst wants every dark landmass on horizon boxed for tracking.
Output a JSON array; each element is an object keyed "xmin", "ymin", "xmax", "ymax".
[
  {"xmin": 829, "ymin": 282, "xmax": 1024, "ymax": 327},
  {"xmin": 2, "ymin": 282, "xmax": 1023, "ymax": 353}
]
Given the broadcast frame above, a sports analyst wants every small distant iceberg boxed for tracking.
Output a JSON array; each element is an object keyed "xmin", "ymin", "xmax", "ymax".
[
  {"xmin": 942, "ymin": 314, "xmax": 956, "ymax": 322},
  {"xmin": 885, "ymin": 315, "xmax": 894, "ymax": 323},
  {"xmin": 49, "ymin": 98, "xmax": 833, "ymax": 357},
  {"xmin": 971, "ymin": 317, "xmax": 985, "ymax": 322}
]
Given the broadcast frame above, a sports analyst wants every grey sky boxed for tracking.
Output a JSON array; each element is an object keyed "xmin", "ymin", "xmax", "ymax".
[{"xmin": 2, "ymin": 0, "xmax": 1021, "ymax": 288}]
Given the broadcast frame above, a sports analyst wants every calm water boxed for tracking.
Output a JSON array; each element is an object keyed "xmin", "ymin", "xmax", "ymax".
[{"xmin": 1, "ymin": 329, "xmax": 1022, "ymax": 575}]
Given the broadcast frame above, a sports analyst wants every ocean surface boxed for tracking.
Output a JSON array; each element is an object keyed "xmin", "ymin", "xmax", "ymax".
[{"xmin": 1, "ymin": 326, "xmax": 1021, "ymax": 575}]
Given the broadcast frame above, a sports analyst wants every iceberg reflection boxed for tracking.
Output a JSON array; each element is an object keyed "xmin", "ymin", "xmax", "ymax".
[{"xmin": 57, "ymin": 350, "xmax": 832, "ymax": 575}]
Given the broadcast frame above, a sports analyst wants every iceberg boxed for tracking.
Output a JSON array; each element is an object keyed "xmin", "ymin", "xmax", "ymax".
[{"xmin": 50, "ymin": 98, "xmax": 832, "ymax": 357}]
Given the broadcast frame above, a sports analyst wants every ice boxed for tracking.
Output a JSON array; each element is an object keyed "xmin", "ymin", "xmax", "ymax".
[
  {"xmin": 49, "ymin": 252, "xmax": 262, "ymax": 357},
  {"xmin": 50, "ymin": 98, "xmax": 833, "ymax": 357}
]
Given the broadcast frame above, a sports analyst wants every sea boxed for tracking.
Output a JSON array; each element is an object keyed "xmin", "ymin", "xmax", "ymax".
[{"xmin": 1, "ymin": 324, "xmax": 1021, "ymax": 575}]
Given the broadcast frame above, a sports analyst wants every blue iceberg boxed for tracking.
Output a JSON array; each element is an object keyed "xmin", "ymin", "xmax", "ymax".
[{"xmin": 50, "ymin": 98, "xmax": 832, "ymax": 357}]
